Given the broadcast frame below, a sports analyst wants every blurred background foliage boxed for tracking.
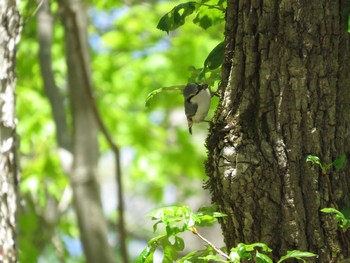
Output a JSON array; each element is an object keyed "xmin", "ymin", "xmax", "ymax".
[{"xmin": 17, "ymin": 0, "xmax": 225, "ymax": 261}]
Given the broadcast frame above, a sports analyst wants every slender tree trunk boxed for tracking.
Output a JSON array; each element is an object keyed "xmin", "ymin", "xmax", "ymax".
[
  {"xmin": 59, "ymin": 0, "xmax": 116, "ymax": 262},
  {"xmin": 0, "ymin": 1, "xmax": 21, "ymax": 262},
  {"xmin": 206, "ymin": 0, "xmax": 350, "ymax": 262}
]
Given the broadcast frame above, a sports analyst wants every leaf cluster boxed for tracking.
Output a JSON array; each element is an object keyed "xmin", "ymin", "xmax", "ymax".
[
  {"xmin": 306, "ymin": 153, "xmax": 346, "ymax": 174},
  {"xmin": 321, "ymin": 208, "xmax": 350, "ymax": 232},
  {"xmin": 137, "ymin": 206, "xmax": 316, "ymax": 263},
  {"xmin": 137, "ymin": 205, "xmax": 226, "ymax": 262},
  {"xmin": 157, "ymin": 0, "xmax": 226, "ymax": 33}
]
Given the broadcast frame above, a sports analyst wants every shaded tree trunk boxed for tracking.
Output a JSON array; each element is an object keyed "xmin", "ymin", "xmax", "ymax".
[
  {"xmin": 58, "ymin": 0, "xmax": 116, "ymax": 262},
  {"xmin": 0, "ymin": 1, "xmax": 21, "ymax": 262},
  {"xmin": 207, "ymin": 0, "xmax": 350, "ymax": 261}
]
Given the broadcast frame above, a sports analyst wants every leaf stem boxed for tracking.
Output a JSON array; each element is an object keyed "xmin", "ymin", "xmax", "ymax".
[
  {"xmin": 197, "ymin": 2, "xmax": 226, "ymax": 12},
  {"xmin": 192, "ymin": 227, "xmax": 230, "ymax": 260}
]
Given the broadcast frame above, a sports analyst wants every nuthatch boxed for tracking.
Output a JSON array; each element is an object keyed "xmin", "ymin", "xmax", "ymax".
[{"xmin": 182, "ymin": 83, "xmax": 211, "ymax": 134}]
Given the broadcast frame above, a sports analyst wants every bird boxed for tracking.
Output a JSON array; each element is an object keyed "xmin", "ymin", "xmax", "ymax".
[{"xmin": 182, "ymin": 83, "xmax": 211, "ymax": 134}]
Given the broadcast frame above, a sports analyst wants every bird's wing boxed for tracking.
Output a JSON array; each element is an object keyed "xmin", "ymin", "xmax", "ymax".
[{"xmin": 184, "ymin": 99, "xmax": 198, "ymax": 119}]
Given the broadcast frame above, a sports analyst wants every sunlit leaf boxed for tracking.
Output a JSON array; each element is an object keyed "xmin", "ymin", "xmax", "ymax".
[
  {"xmin": 321, "ymin": 207, "xmax": 350, "ymax": 230},
  {"xmin": 199, "ymin": 254, "xmax": 227, "ymax": 262},
  {"xmin": 256, "ymin": 250, "xmax": 273, "ymax": 263},
  {"xmin": 306, "ymin": 155, "xmax": 321, "ymax": 166},
  {"xmin": 245, "ymin": 242, "xmax": 272, "ymax": 253},
  {"xmin": 135, "ymin": 246, "xmax": 155, "ymax": 263},
  {"xmin": 278, "ymin": 250, "xmax": 317, "ymax": 263}
]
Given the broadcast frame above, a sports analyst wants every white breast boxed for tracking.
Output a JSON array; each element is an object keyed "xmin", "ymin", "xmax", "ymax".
[{"xmin": 190, "ymin": 88, "xmax": 211, "ymax": 123}]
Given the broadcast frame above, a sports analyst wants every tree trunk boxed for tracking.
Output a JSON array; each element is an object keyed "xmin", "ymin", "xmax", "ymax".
[
  {"xmin": 0, "ymin": 1, "xmax": 20, "ymax": 262},
  {"xmin": 59, "ymin": 0, "xmax": 116, "ymax": 262},
  {"xmin": 206, "ymin": 0, "xmax": 350, "ymax": 261}
]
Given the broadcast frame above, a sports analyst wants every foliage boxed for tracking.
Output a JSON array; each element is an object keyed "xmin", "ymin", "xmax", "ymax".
[
  {"xmin": 306, "ymin": 154, "xmax": 346, "ymax": 174},
  {"xmin": 137, "ymin": 206, "xmax": 317, "ymax": 263},
  {"xmin": 146, "ymin": 0, "xmax": 225, "ymax": 107},
  {"xmin": 16, "ymin": 0, "xmax": 225, "ymax": 261},
  {"xmin": 321, "ymin": 208, "xmax": 350, "ymax": 231},
  {"xmin": 157, "ymin": 0, "xmax": 226, "ymax": 33},
  {"xmin": 136, "ymin": 205, "xmax": 227, "ymax": 263},
  {"xmin": 307, "ymin": 154, "xmax": 350, "ymax": 236}
]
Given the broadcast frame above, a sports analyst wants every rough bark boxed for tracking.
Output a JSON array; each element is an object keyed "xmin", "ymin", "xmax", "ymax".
[
  {"xmin": 0, "ymin": 1, "xmax": 20, "ymax": 262},
  {"xmin": 206, "ymin": 0, "xmax": 350, "ymax": 261},
  {"xmin": 59, "ymin": 0, "xmax": 116, "ymax": 262}
]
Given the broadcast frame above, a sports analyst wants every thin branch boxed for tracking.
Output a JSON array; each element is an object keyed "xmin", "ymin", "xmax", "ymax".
[
  {"xmin": 197, "ymin": 2, "xmax": 226, "ymax": 12},
  {"xmin": 37, "ymin": 0, "xmax": 71, "ymax": 152},
  {"xmin": 192, "ymin": 227, "xmax": 230, "ymax": 260},
  {"xmin": 23, "ymin": 0, "xmax": 45, "ymax": 25},
  {"xmin": 56, "ymin": 1, "xmax": 128, "ymax": 262},
  {"xmin": 33, "ymin": 0, "xmax": 45, "ymax": 18}
]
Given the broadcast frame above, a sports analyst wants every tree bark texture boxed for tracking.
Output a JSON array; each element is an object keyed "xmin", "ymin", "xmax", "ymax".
[
  {"xmin": 206, "ymin": 0, "xmax": 350, "ymax": 261},
  {"xmin": 0, "ymin": 1, "xmax": 20, "ymax": 262},
  {"xmin": 60, "ymin": 0, "xmax": 116, "ymax": 262}
]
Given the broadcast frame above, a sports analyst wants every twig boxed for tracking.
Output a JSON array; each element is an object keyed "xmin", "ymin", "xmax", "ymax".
[
  {"xmin": 23, "ymin": 0, "xmax": 45, "ymax": 25},
  {"xmin": 56, "ymin": 1, "xmax": 128, "ymax": 262},
  {"xmin": 32, "ymin": 0, "xmax": 45, "ymax": 18},
  {"xmin": 192, "ymin": 227, "xmax": 230, "ymax": 260}
]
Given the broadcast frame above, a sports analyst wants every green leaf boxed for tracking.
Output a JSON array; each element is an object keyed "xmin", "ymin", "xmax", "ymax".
[
  {"xmin": 236, "ymin": 243, "xmax": 252, "ymax": 260},
  {"xmin": 194, "ymin": 206, "xmax": 227, "ymax": 226},
  {"xmin": 306, "ymin": 155, "xmax": 321, "ymax": 166},
  {"xmin": 256, "ymin": 250, "xmax": 273, "ymax": 263},
  {"xmin": 193, "ymin": 0, "xmax": 226, "ymax": 29},
  {"xmin": 321, "ymin": 207, "xmax": 350, "ymax": 230},
  {"xmin": 145, "ymin": 85, "xmax": 184, "ymax": 107},
  {"xmin": 197, "ymin": 205, "xmax": 227, "ymax": 217},
  {"xmin": 321, "ymin": 207, "xmax": 343, "ymax": 215},
  {"xmin": 162, "ymin": 241, "xmax": 179, "ymax": 263},
  {"xmin": 135, "ymin": 247, "xmax": 155, "ymax": 263},
  {"xmin": 229, "ymin": 251, "xmax": 241, "ymax": 263},
  {"xmin": 147, "ymin": 206, "xmax": 203, "ymax": 236},
  {"xmin": 341, "ymin": 206, "xmax": 350, "ymax": 221},
  {"xmin": 278, "ymin": 250, "xmax": 317, "ymax": 263},
  {"xmin": 204, "ymin": 41, "xmax": 224, "ymax": 70},
  {"xmin": 199, "ymin": 254, "xmax": 227, "ymax": 262},
  {"xmin": 174, "ymin": 236, "xmax": 185, "ymax": 251},
  {"xmin": 178, "ymin": 246, "xmax": 219, "ymax": 263},
  {"xmin": 333, "ymin": 153, "xmax": 346, "ymax": 169},
  {"xmin": 245, "ymin": 242, "xmax": 272, "ymax": 253},
  {"xmin": 157, "ymin": 2, "xmax": 198, "ymax": 33},
  {"xmin": 195, "ymin": 215, "xmax": 217, "ymax": 226},
  {"xmin": 165, "ymin": 224, "xmax": 181, "ymax": 237},
  {"xmin": 136, "ymin": 235, "xmax": 166, "ymax": 263}
]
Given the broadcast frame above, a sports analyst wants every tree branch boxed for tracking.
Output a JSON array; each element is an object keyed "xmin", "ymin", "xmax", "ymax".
[
  {"xmin": 37, "ymin": 0, "xmax": 71, "ymax": 152},
  {"xmin": 192, "ymin": 227, "xmax": 230, "ymax": 260}
]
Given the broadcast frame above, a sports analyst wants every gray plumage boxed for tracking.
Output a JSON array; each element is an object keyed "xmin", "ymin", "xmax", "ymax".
[{"xmin": 182, "ymin": 83, "xmax": 211, "ymax": 134}]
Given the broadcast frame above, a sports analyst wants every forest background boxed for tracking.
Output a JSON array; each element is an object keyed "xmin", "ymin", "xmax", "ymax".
[{"xmin": 17, "ymin": 0, "xmax": 224, "ymax": 262}]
